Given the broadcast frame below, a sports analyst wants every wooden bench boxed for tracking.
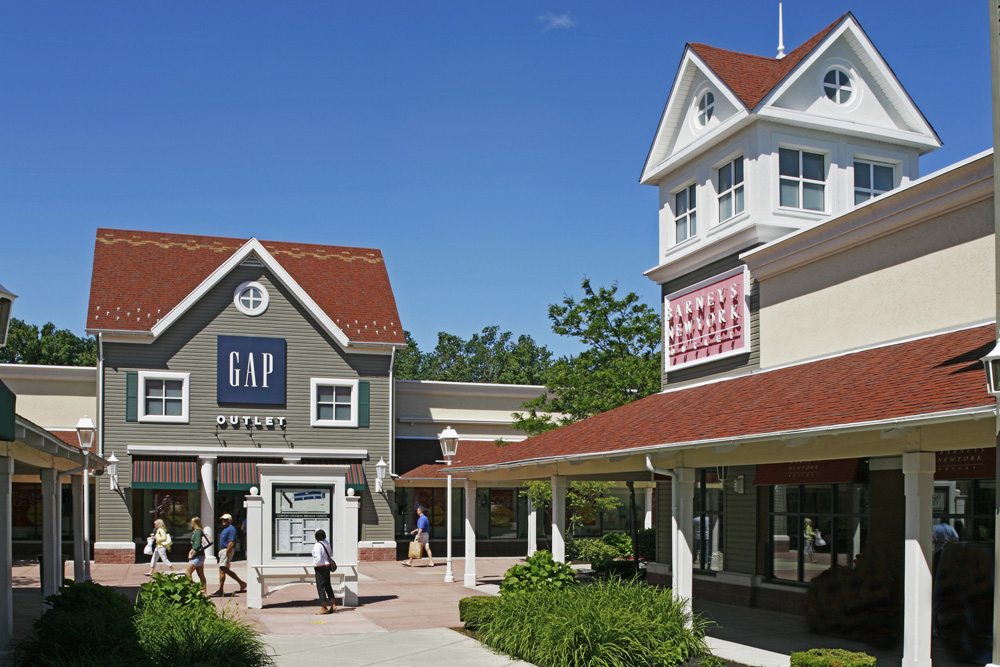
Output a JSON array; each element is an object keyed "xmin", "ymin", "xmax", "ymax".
[{"xmin": 247, "ymin": 563, "xmax": 358, "ymax": 609}]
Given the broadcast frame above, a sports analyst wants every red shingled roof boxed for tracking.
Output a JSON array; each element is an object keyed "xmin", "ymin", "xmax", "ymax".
[
  {"xmin": 689, "ymin": 13, "xmax": 846, "ymax": 110},
  {"xmin": 50, "ymin": 430, "xmax": 96, "ymax": 453},
  {"xmin": 454, "ymin": 324, "xmax": 995, "ymax": 469},
  {"xmin": 400, "ymin": 440, "xmax": 525, "ymax": 480},
  {"xmin": 87, "ymin": 228, "xmax": 405, "ymax": 345}
]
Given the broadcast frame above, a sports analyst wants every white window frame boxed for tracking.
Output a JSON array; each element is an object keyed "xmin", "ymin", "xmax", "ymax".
[
  {"xmin": 823, "ymin": 67, "xmax": 853, "ymax": 104},
  {"xmin": 674, "ymin": 183, "xmax": 698, "ymax": 244},
  {"xmin": 853, "ymin": 159, "xmax": 895, "ymax": 205},
  {"xmin": 716, "ymin": 157, "xmax": 745, "ymax": 223},
  {"xmin": 137, "ymin": 371, "xmax": 190, "ymax": 424},
  {"xmin": 778, "ymin": 147, "xmax": 826, "ymax": 213},
  {"xmin": 234, "ymin": 281, "xmax": 270, "ymax": 317},
  {"xmin": 310, "ymin": 378, "xmax": 359, "ymax": 428},
  {"xmin": 697, "ymin": 91, "xmax": 715, "ymax": 127}
]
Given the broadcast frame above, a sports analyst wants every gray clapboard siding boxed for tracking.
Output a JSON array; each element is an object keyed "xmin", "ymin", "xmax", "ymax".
[
  {"xmin": 661, "ymin": 253, "xmax": 761, "ymax": 389},
  {"xmin": 655, "ymin": 480, "xmax": 671, "ymax": 566},
  {"xmin": 100, "ymin": 265, "xmax": 395, "ymax": 543},
  {"xmin": 723, "ymin": 465, "xmax": 757, "ymax": 575}
]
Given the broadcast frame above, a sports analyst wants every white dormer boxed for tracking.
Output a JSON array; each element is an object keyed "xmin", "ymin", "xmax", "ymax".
[{"xmin": 642, "ymin": 13, "xmax": 941, "ymax": 286}]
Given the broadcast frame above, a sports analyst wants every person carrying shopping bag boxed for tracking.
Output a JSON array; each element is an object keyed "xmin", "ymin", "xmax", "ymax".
[
  {"xmin": 403, "ymin": 505, "xmax": 434, "ymax": 567},
  {"xmin": 146, "ymin": 518, "xmax": 175, "ymax": 575}
]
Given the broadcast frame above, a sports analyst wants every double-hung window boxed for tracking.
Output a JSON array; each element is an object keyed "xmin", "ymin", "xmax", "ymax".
[
  {"xmin": 137, "ymin": 371, "xmax": 190, "ymax": 423},
  {"xmin": 717, "ymin": 158, "xmax": 744, "ymax": 222},
  {"xmin": 310, "ymin": 378, "xmax": 359, "ymax": 427},
  {"xmin": 674, "ymin": 184, "xmax": 697, "ymax": 243},
  {"xmin": 779, "ymin": 148, "xmax": 825, "ymax": 212},
  {"xmin": 853, "ymin": 160, "xmax": 894, "ymax": 204}
]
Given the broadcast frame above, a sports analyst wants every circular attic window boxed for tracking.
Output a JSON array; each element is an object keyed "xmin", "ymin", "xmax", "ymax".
[
  {"xmin": 823, "ymin": 68, "xmax": 852, "ymax": 104},
  {"xmin": 234, "ymin": 281, "xmax": 269, "ymax": 316},
  {"xmin": 697, "ymin": 91, "xmax": 715, "ymax": 126}
]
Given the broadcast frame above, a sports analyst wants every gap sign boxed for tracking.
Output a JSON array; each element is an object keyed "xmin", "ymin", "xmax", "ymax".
[{"xmin": 217, "ymin": 335, "xmax": 286, "ymax": 405}]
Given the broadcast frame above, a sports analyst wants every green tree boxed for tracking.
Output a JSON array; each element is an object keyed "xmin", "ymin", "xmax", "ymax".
[
  {"xmin": 0, "ymin": 318, "xmax": 96, "ymax": 366},
  {"xmin": 520, "ymin": 480, "xmax": 622, "ymax": 548},
  {"xmin": 394, "ymin": 326, "xmax": 552, "ymax": 384},
  {"xmin": 513, "ymin": 279, "xmax": 661, "ymax": 436}
]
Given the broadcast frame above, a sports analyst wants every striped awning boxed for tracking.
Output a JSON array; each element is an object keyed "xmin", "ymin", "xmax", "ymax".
[
  {"xmin": 132, "ymin": 456, "xmax": 198, "ymax": 490},
  {"xmin": 301, "ymin": 458, "xmax": 367, "ymax": 491},
  {"xmin": 217, "ymin": 458, "xmax": 273, "ymax": 491}
]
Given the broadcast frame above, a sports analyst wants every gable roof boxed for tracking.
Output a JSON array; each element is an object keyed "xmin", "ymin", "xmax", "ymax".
[
  {"xmin": 689, "ymin": 14, "xmax": 844, "ymax": 111},
  {"xmin": 87, "ymin": 228, "xmax": 405, "ymax": 347},
  {"xmin": 451, "ymin": 324, "xmax": 995, "ymax": 471},
  {"xmin": 399, "ymin": 440, "xmax": 512, "ymax": 481}
]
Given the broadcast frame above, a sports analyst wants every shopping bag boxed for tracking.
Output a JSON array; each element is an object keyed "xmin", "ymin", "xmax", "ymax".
[
  {"xmin": 144, "ymin": 536, "xmax": 155, "ymax": 555},
  {"xmin": 408, "ymin": 540, "xmax": 423, "ymax": 559},
  {"xmin": 814, "ymin": 530, "xmax": 826, "ymax": 547}
]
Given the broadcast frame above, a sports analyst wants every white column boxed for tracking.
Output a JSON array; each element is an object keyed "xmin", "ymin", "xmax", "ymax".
[
  {"xmin": 0, "ymin": 457, "xmax": 13, "ymax": 651},
  {"xmin": 527, "ymin": 498, "xmax": 538, "ymax": 557},
  {"xmin": 551, "ymin": 475, "xmax": 566, "ymax": 563},
  {"xmin": 444, "ymin": 470, "xmax": 455, "ymax": 583},
  {"xmin": 199, "ymin": 456, "xmax": 216, "ymax": 563},
  {"xmin": 644, "ymin": 487, "xmax": 654, "ymax": 530},
  {"xmin": 71, "ymin": 474, "xmax": 86, "ymax": 582},
  {"xmin": 673, "ymin": 468, "xmax": 695, "ymax": 613},
  {"xmin": 40, "ymin": 467, "xmax": 60, "ymax": 597},
  {"xmin": 343, "ymin": 491, "xmax": 360, "ymax": 607},
  {"xmin": 902, "ymin": 452, "xmax": 934, "ymax": 667},
  {"xmin": 245, "ymin": 490, "xmax": 263, "ymax": 609},
  {"xmin": 464, "ymin": 479, "xmax": 477, "ymax": 587}
]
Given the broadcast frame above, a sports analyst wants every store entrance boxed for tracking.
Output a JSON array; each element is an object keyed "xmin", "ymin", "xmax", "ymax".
[{"xmin": 215, "ymin": 491, "xmax": 249, "ymax": 561}]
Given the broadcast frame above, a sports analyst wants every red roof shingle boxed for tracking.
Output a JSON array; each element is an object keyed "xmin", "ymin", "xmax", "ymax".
[
  {"xmin": 456, "ymin": 325, "xmax": 995, "ymax": 469},
  {"xmin": 87, "ymin": 228, "xmax": 405, "ymax": 345},
  {"xmin": 400, "ymin": 440, "xmax": 527, "ymax": 480},
  {"xmin": 690, "ymin": 14, "xmax": 846, "ymax": 110}
]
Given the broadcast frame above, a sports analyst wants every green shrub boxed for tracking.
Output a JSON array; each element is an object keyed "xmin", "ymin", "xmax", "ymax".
[
  {"xmin": 11, "ymin": 580, "xmax": 141, "ymax": 666},
  {"xmin": 478, "ymin": 577, "xmax": 710, "ymax": 667},
  {"xmin": 137, "ymin": 572, "xmax": 213, "ymax": 611},
  {"xmin": 637, "ymin": 528, "xmax": 656, "ymax": 561},
  {"xmin": 135, "ymin": 597, "xmax": 275, "ymax": 667},
  {"xmin": 601, "ymin": 532, "xmax": 632, "ymax": 557},
  {"xmin": 500, "ymin": 550, "xmax": 577, "ymax": 594},
  {"xmin": 790, "ymin": 648, "xmax": 877, "ymax": 667},
  {"xmin": 459, "ymin": 595, "xmax": 501, "ymax": 630},
  {"xmin": 577, "ymin": 539, "xmax": 620, "ymax": 571}
]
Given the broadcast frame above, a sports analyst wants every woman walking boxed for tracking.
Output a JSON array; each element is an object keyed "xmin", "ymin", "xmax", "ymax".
[
  {"xmin": 146, "ymin": 518, "xmax": 175, "ymax": 575},
  {"xmin": 186, "ymin": 516, "xmax": 209, "ymax": 587},
  {"xmin": 312, "ymin": 529, "xmax": 337, "ymax": 615}
]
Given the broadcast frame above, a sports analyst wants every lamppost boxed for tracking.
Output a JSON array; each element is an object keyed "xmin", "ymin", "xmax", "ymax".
[
  {"xmin": 439, "ymin": 426, "xmax": 459, "ymax": 584},
  {"xmin": 981, "ymin": 341, "xmax": 1000, "ymax": 667},
  {"xmin": 75, "ymin": 416, "xmax": 95, "ymax": 581}
]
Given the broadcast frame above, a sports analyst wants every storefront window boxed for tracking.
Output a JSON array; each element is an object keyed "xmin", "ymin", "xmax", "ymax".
[
  {"xmin": 934, "ymin": 479, "xmax": 995, "ymax": 543},
  {"xmin": 396, "ymin": 487, "xmax": 465, "ymax": 540},
  {"xmin": 769, "ymin": 482, "xmax": 869, "ymax": 583},
  {"xmin": 489, "ymin": 489, "xmax": 517, "ymax": 539},
  {"xmin": 135, "ymin": 489, "xmax": 200, "ymax": 551},
  {"xmin": 694, "ymin": 470, "xmax": 724, "ymax": 571}
]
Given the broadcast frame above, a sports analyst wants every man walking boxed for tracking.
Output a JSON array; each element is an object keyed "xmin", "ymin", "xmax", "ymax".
[{"xmin": 212, "ymin": 513, "xmax": 246, "ymax": 596}]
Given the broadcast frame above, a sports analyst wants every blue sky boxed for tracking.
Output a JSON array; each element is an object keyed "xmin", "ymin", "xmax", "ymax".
[{"xmin": 1, "ymin": 1, "xmax": 991, "ymax": 359}]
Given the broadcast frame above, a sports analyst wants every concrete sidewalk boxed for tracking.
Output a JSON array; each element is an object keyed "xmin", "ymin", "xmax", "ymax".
[{"xmin": 264, "ymin": 628, "xmax": 532, "ymax": 666}]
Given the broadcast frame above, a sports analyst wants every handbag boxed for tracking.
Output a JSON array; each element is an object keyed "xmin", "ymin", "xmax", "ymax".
[
  {"xmin": 814, "ymin": 530, "xmax": 826, "ymax": 547},
  {"xmin": 408, "ymin": 539, "xmax": 423, "ymax": 559},
  {"xmin": 144, "ymin": 536, "xmax": 155, "ymax": 555},
  {"xmin": 200, "ymin": 533, "xmax": 213, "ymax": 551},
  {"xmin": 321, "ymin": 541, "xmax": 338, "ymax": 572}
]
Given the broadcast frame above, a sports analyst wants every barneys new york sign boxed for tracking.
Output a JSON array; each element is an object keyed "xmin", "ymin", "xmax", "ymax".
[
  {"xmin": 217, "ymin": 335, "xmax": 286, "ymax": 404},
  {"xmin": 664, "ymin": 266, "xmax": 750, "ymax": 372}
]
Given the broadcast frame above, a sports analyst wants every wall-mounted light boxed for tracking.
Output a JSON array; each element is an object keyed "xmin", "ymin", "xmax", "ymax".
[
  {"xmin": 733, "ymin": 474, "xmax": 745, "ymax": 495},
  {"xmin": 107, "ymin": 452, "xmax": 119, "ymax": 491},
  {"xmin": 375, "ymin": 457, "xmax": 388, "ymax": 493},
  {"xmin": 0, "ymin": 283, "xmax": 17, "ymax": 349},
  {"xmin": 982, "ymin": 340, "xmax": 1000, "ymax": 397}
]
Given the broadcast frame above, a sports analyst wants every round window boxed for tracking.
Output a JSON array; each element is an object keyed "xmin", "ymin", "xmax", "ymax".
[
  {"xmin": 697, "ymin": 91, "xmax": 715, "ymax": 126},
  {"xmin": 234, "ymin": 281, "xmax": 269, "ymax": 316},
  {"xmin": 823, "ymin": 68, "xmax": 852, "ymax": 104}
]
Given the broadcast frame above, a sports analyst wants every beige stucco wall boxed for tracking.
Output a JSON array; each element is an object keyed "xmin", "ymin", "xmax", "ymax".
[
  {"xmin": 395, "ymin": 380, "xmax": 545, "ymax": 441},
  {"xmin": 757, "ymin": 196, "xmax": 994, "ymax": 368},
  {"xmin": 0, "ymin": 365, "xmax": 96, "ymax": 430}
]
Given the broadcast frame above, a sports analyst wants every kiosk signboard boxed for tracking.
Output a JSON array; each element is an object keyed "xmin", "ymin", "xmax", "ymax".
[
  {"xmin": 217, "ymin": 335, "xmax": 286, "ymax": 404},
  {"xmin": 273, "ymin": 486, "xmax": 332, "ymax": 556}
]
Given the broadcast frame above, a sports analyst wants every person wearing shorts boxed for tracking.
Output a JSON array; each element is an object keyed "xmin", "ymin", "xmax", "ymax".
[
  {"xmin": 404, "ymin": 506, "xmax": 434, "ymax": 567},
  {"xmin": 212, "ymin": 513, "xmax": 246, "ymax": 596},
  {"xmin": 186, "ymin": 516, "xmax": 208, "ymax": 587}
]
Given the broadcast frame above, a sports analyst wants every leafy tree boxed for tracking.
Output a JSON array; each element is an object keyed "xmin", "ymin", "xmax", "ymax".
[
  {"xmin": 0, "ymin": 318, "xmax": 96, "ymax": 366},
  {"xmin": 520, "ymin": 480, "xmax": 621, "ymax": 548},
  {"xmin": 395, "ymin": 326, "xmax": 552, "ymax": 385},
  {"xmin": 513, "ymin": 279, "xmax": 661, "ymax": 436}
]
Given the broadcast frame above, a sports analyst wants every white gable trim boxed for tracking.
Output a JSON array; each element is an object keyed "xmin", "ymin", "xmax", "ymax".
[
  {"xmin": 756, "ymin": 107, "xmax": 941, "ymax": 151},
  {"xmin": 640, "ymin": 48, "xmax": 750, "ymax": 185},
  {"xmin": 759, "ymin": 17, "xmax": 940, "ymax": 147},
  {"xmin": 145, "ymin": 238, "xmax": 357, "ymax": 351}
]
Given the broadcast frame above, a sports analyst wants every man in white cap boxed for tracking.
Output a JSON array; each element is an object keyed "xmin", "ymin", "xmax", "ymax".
[{"xmin": 212, "ymin": 513, "xmax": 246, "ymax": 596}]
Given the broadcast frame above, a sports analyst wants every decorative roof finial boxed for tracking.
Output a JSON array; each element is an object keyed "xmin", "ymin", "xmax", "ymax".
[{"xmin": 776, "ymin": 3, "xmax": 786, "ymax": 60}]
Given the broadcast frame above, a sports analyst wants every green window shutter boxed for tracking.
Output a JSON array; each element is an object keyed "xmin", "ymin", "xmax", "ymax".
[
  {"xmin": 126, "ymin": 372, "xmax": 138, "ymax": 422},
  {"xmin": 358, "ymin": 380, "xmax": 370, "ymax": 428}
]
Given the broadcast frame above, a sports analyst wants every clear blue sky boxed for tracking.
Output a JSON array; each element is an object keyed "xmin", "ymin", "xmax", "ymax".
[{"xmin": 1, "ymin": 1, "xmax": 991, "ymax": 359}]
